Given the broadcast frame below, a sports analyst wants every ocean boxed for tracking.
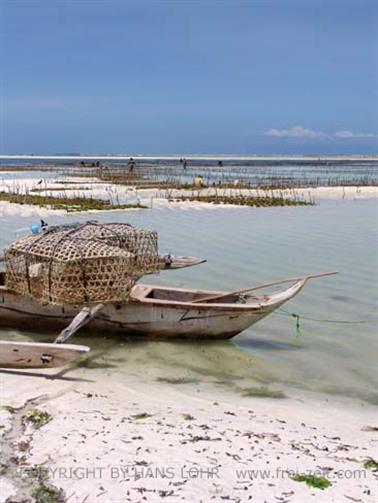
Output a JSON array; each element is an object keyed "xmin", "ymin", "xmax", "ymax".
[{"xmin": 0, "ymin": 165, "xmax": 377, "ymax": 405}]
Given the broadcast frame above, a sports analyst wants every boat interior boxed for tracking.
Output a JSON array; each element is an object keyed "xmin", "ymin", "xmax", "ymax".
[{"xmin": 142, "ymin": 286, "xmax": 255, "ymax": 304}]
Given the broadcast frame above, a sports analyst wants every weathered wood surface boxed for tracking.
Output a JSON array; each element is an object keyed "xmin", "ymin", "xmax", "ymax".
[
  {"xmin": 0, "ymin": 340, "xmax": 89, "ymax": 369},
  {"xmin": 159, "ymin": 255, "xmax": 206, "ymax": 270},
  {"xmin": 0, "ymin": 280, "xmax": 307, "ymax": 339},
  {"xmin": 54, "ymin": 303, "xmax": 104, "ymax": 344}
]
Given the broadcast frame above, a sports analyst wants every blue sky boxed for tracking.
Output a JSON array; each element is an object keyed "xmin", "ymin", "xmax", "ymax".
[{"xmin": 1, "ymin": 0, "xmax": 377, "ymax": 154}]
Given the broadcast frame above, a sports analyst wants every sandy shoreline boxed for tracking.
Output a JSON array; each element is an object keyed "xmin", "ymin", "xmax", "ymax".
[
  {"xmin": 0, "ymin": 175, "xmax": 377, "ymax": 218},
  {"xmin": 1, "ymin": 358, "xmax": 377, "ymax": 503},
  {"xmin": 142, "ymin": 185, "xmax": 378, "ymax": 201}
]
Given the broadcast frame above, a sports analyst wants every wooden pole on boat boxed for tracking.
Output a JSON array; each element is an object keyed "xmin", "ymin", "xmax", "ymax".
[
  {"xmin": 54, "ymin": 303, "xmax": 104, "ymax": 344},
  {"xmin": 192, "ymin": 271, "xmax": 338, "ymax": 304}
]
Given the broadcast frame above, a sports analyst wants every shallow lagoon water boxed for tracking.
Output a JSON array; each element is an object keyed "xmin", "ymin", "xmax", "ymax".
[
  {"xmin": 0, "ymin": 170, "xmax": 58, "ymax": 181},
  {"xmin": 0, "ymin": 193, "xmax": 377, "ymax": 405}
]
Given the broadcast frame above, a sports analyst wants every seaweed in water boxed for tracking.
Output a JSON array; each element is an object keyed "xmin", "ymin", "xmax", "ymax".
[
  {"xmin": 157, "ymin": 377, "xmax": 198, "ymax": 385},
  {"xmin": 240, "ymin": 386, "xmax": 286, "ymax": 399}
]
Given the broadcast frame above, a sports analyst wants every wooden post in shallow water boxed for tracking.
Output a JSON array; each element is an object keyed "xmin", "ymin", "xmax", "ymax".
[
  {"xmin": 192, "ymin": 271, "xmax": 338, "ymax": 304},
  {"xmin": 54, "ymin": 303, "xmax": 104, "ymax": 344}
]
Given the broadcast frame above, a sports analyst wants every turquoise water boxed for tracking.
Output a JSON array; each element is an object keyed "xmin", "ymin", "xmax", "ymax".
[{"xmin": 0, "ymin": 181, "xmax": 377, "ymax": 403}]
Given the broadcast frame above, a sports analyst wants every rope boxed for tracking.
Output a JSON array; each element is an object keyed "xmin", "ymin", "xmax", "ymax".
[
  {"xmin": 275, "ymin": 307, "xmax": 377, "ymax": 338},
  {"xmin": 276, "ymin": 311, "xmax": 302, "ymax": 337}
]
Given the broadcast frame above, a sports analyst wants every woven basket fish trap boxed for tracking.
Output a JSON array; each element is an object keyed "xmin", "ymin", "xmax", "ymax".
[
  {"xmin": 71, "ymin": 222, "xmax": 159, "ymax": 275},
  {"xmin": 4, "ymin": 222, "xmax": 159, "ymax": 304}
]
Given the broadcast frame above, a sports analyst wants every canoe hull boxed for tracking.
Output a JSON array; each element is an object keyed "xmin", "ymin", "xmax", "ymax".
[
  {"xmin": 0, "ymin": 292, "xmax": 270, "ymax": 339},
  {"xmin": 0, "ymin": 281, "xmax": 306, "ymax": 339}
]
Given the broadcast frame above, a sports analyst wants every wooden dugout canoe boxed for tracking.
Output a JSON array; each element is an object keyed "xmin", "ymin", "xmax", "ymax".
[{"xmin": 0, "ymin": 277, "xmax": 307, "ymax": 339}]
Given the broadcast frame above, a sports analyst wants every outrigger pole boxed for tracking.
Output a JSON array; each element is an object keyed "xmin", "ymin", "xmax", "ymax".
[
  {"xmin": 54, "ymin": 304, "xmax": 104, "ymax": 344},
  {"xmin": 192, "ymin": 271, "xmax": 338, "ymax": 304}
]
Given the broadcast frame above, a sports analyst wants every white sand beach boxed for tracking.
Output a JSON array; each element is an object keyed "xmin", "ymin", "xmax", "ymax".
[{"xmin": 1, "ymin": 359, "xmax": 377, "ymax": 503}]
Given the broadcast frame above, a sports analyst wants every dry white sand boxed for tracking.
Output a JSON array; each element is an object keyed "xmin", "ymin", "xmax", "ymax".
[{"xmin": 0, "ymin": 360, "xmax": 377, "ymax": 503}]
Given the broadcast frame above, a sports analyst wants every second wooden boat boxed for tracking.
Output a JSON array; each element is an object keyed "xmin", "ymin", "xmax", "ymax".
[{"xmin": 0, "ymin": 340, "xmax": 89, "ymax": 369}]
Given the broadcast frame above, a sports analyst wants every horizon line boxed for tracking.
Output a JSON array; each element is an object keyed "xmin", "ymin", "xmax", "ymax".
[{"xmin": 1, "ymin": 154, "xmax": 378, "ymax": 161}]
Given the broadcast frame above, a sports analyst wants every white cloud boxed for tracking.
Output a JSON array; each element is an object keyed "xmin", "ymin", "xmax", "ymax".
[
  {"xmin": 334, "ymin": 130, "xmax": 378, "ymax": 139},
  {"xmin": 263, "ymin": 125, "xmax": 378, "ymax": 140},
  {"xmin": 264, "ymin": 125, "xmax": 326, "ymax": 138}
]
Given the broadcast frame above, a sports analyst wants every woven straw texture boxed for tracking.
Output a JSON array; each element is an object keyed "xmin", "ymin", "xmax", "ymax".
[{"xmin": 5, "ymin": 221, "xmax": 159, "ymax": 304}]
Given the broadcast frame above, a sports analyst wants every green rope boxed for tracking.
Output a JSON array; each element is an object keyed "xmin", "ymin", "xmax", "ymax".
[
  {"xmin": 276, "ymin": 307, "xmax": 376, "ymax": 338},
  {"xmin": 294, "ymin": 313, "xmax": 301, "ymax": 337},
  {"xmin": 238, "ymin": 294, "xmax": 247, "ymax": 304}
]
